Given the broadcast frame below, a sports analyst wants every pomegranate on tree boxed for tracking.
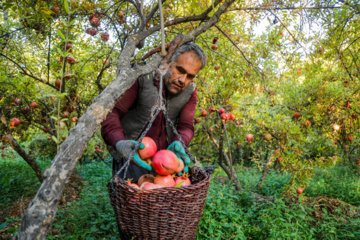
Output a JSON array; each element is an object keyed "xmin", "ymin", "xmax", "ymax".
[
  {"xmin": 264, "ymin": 133, "xmax": 272, "ymax": 141},
  {"xmin": 218, "ymin": 108, "xmax": 225, "ymax": 114},
  {"xmin": 101, "ymin": 32, "xmax": 110, "ymax": 42},
  {"xmin": 65, "ymin": 43, "xmax": 73, "ymax": 51},
  {"xmin": 55, "ymin": 79, "xmax": 62, "ymax": 88},
  {"xmin": 200, "ymin": 110, "xmax": 208, "ymax": 117},
  {"xmin": 90, "ymin": 17, "xmax": 100, "ymax": 27},
  {"xmin": 67, "ymin": 57, "xmax": 76, "ymax": 65},
  {"xmin": 246, "ymin": 133, "xmax": 254, "ymax": 143},
  {"xmin": 14, "ymin": 98, "xmax": 21, "ymax": 104},
  {"xmin": 50, "ymin": 5, "xmax": 60, "ymax": 14},
  {"xmin": 229, "ymin": 113, "xmax": 235, "ymax": 120},
  {"xmin": 208, "ymin": 106, "xmax": 216, "ymax": 113},
  {"xmin": 29, "ymin": 102, "xmax": 37, "ymax": 108},
  {"xmin": 211, "ymin": 44, "xmax": 218, "ymax": 50},
  {"xmin": 221, "ymin": 113, "xmax": 229, "ymax": 121},
  {"xmin": 138, "ymin": 137, "xmax": 157, "ymax": 159},
  {"xmin": 65, "ymin": 72, "xmax": 72, "ymax": 80},
  {"xmin": 10, "ymin": 118, "xmax": 20, "ymax": 127},
  {"xmin": 297, "ymin": 187, "xmax": 304, "ymax": 194},
  {"xmin": 294, "ymin": 112, "xmax": 301, "ymax": 119}
]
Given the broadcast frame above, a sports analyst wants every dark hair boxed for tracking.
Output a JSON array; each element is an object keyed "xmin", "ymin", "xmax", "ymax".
[{"xmin": 171, "ymin": 43, "xmax": 207, "ymax": 70}]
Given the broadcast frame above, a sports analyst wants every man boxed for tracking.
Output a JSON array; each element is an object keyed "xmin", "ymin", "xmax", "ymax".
[{"xmin": 101, "ymin": 43, "xmax": 207, "ymax": 180}]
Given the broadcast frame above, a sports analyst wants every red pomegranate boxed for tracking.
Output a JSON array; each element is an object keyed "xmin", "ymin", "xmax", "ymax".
[
  {"xmin": 174, "ymin": 174, "xmax": 191, "ymax": 187},
  {"xmin": 90, "ymin": 17, "xmax": 100, "ymax": 27},
  {"xmin": 246, "ymin": 133, "xmax": 254, "ymax": 143},
  {"xmin": 55, "ymin": 79, "xmax": 62, "ymax": 88},
  {"xmin": 175, "ymin": 158, "xmax": 184, "ymax": 173},
  {"xmin": 297, "ymin": 187, "xmax": 304, "ymax": 194},
  {"xmin": 200, "ymin": 110, "xmax": 208, "ymax": 117},
  {"xmin": 208, "ymin": 106, "xmax": 216, "ymax": 113},
  {"xmin": 229, "ymin": 113, "xmax": 235, "ymax": 120},
  {"xmin": 10, "ymin": 118, "xmax": 20, "ymax": 127},
  {"xmin": 14, "ymin": 98, "xmax": 21, "ymax": 104},
  {"xmin": 137, "ymin": 174, "xmax": 155, "ymax": 186},
  {"xmin": 294, "ymin": 112, "xmax": 301, "ymax": 119},
  {"xmin": 125, "ymin": 179, "xmax": 140, "ymax": 189},
  {"xmin": 152, "ymin": 150, "xmax": 181, "ymax": 175},
  {"xmin": 138, "ymin": 137, "xmax": 157, "ymax": 159},
  {"xmin": 348, "ymin": 136, "xmax": 354, "ymax": 142},
  {"xmin": 154, "ymin": 175, "xmax": 175, "ymax": 187},
  {"xmin": 100, "ymin": 32, "xmax": 109, "ymax": 42},
  {"xmin": 29, "ymin": 102, "xmax": 38, "ymax": 108},
  {"xmin": 140, "ymin": 182, "xmax": 163, "ymax": 190},
  {"xmin": 218, "ymin": 108, "xmax": 225, "ymax": 114},
  {"xmin": 221, "ymin": 113, "xmax": 229, "ymax": 121}
]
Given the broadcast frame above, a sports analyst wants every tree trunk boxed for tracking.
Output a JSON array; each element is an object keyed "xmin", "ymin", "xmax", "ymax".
[
  {"xmin": 206, "ymin": 127, "xmax": 242, "ymax": 190},
  {"xmin": 0, "ymin": 108, "xmax": 43, "ymax": 182},
  {"xmin": 14, "ymin": 1, "xmax": 235, "ymax": 238},
  {"xmin": 256, "ymin": 156, "xmax": 275, "ymax": 190}
]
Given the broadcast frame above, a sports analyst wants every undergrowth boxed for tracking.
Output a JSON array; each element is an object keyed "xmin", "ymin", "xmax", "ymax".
[{"xmin": 1, "ymin": 157, "xmax": 360, "ymax": 239}]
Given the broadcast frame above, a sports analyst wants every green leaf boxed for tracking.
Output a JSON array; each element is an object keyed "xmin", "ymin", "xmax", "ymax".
[
  {"xmin": 64, "ymin": 0, "xmax": 69, "ymax": 14},
  {"xmin": 51, "ymin": 136, "xmax": 59, "ymax": 143},
  {"xmin": 57, "ymin": 30, "xmax": 66, "ymax": 40},
  {"xmin": 0, "ymin": 222, "xmax": 7, "ymax": 230},
  {"xmin": 7, "ymin": 227, "xmax": 19, "ymax": 233},
  {"xmin": 175, "ymin": 181, "xmax": 184, "ymax": 188}
]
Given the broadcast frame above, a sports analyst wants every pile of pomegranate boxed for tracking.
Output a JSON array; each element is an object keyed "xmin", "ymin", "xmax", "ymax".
[{"xmin": 126, "ymin": 137, "xmax": 192, "ymax": 190}]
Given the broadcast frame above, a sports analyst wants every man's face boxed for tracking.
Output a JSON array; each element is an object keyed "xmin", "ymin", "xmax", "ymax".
[{"xmin": 164, "ymin": 51, "xmax": 202, "ymax": 95}]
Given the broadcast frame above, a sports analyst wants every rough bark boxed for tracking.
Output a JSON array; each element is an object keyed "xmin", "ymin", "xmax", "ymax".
[
  {"xmin": 256, "ymin": 156, "xmax": 275, "ymax": 190},
  {"xmin": 0, "ymin": 107, "xmax": 43, "ymax": 183},
  {"xmin": 14, "ymin": 0, "xmax": 235, "ymax": 239}
]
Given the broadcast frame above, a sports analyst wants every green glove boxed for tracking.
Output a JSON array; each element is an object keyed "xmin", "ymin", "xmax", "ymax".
[
  {"xmin": 115, "ymin": 140, "xmax": 152, "ymax": 171},
  {"xmin": 167, "ymin": 141, "xmax": 191, "ymax": 174}
]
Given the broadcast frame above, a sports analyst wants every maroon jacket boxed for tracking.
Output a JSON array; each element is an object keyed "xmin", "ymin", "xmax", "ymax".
[{"xmin": 101, "ymin": 77, "xmax": 197, "ymax": 151}]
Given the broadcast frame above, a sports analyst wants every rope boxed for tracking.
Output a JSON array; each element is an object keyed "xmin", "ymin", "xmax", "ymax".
[{"xmin": 115, "ymin": 67, "xmax": 198, "ymax": 180}]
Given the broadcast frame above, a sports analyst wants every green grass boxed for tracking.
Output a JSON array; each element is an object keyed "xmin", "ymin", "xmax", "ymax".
[
  {"xmin": 1, "ymin": 157, "xmax": 360, "ymax": 239},
  {"xmin": 0, "ymin": 155, "xmax": 51, "ymax": 212}
]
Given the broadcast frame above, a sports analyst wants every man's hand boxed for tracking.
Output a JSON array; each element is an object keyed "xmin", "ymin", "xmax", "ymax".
[
  {"xmin": 167, "ymin": 141, "xmax": 191, "ymax": 175},
  {"xmin": 115, "ymin": 140, "xmax": 152, "ymax": 171}
]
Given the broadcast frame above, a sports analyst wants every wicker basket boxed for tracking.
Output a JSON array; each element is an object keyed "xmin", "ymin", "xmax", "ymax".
[{"xmin": 107, "ymin": 170, "xmax": 211, "ymax": 240}]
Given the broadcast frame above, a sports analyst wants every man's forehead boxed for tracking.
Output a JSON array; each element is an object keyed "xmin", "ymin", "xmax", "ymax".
[{"xmin": 174, "ymin": 51, "xmax": 201, "ymax": 73}]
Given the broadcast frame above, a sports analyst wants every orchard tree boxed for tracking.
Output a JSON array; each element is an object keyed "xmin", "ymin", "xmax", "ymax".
[{"xmin": 0, "ymin": 0, "xmax": 237, "ymax": 238}]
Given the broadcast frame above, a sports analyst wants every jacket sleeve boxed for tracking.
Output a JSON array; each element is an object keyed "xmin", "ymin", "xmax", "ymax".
[
  {"xmin": 171, "ymin": 88, "xmax": 198, "ymax": 146},
  {"xmin": 101, "ymin": 80, "xmax": 139, "ymax": 148}
]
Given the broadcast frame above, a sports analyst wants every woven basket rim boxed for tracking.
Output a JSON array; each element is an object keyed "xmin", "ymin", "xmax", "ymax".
[{"xmin": 113, "ymin": 170, "xmax": 210, "ymax": 193}]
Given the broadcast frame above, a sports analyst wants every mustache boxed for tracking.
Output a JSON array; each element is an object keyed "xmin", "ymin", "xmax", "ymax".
[{"xmin": 172, "ymin": 79, "xmax": 184, "ymax": 88}]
